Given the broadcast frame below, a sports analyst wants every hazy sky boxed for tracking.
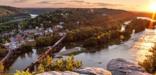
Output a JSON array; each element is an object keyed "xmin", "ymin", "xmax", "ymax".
[{"xmin": 0, "ymin": 0, "xmax": 154, "ymax": 12}]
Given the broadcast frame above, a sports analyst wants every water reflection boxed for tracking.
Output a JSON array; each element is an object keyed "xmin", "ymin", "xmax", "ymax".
[
  {"xmin": 73, "ymin": 31, "xmax": 144, "ymax": 68},
  {"xmin": 132, "ymin": 29, "xmax": 156, "ymax": 63},
  {"xmin": 8, "ymin": 49, "xmax": 39, "ymax": 73},
  {"xmin": 73, "ymin": 29, "xmax": 156, "ymax": 68}
]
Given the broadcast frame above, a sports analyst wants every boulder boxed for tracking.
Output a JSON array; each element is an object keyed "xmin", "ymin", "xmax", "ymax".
[
  {"xmin": 107, "ymin": 58, "xmax": 152, "ymax": 75},
  {"xmin": 36, "ymin": 71, "xmax": 79, "ymax": 75},
  {"xmin": 37, "ymin": 67, "xmax": 112, "ymax": 75},
  {"xmin": 75, "ymin": 67, "xmax": 112, "ymax": 75}
]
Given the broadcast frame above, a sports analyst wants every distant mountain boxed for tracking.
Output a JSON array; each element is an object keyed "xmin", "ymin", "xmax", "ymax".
[
  {"xmin": 24, "ymin": 8, "xmax": 56, "ymax": 14},
  {"xmin": 24, "ymin": 8, "xmax": 128, "ymax": 15},
  {"xmin": 0, "ymin": 6, "xmax": 25, "ymax": 16}
]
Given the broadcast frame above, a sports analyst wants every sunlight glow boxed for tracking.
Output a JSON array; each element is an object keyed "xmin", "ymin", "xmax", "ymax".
[
  {"xmin": 134, "ymin": 30, "xmax": 156, "ymax": 63},
  {"xmin": 147, "ymin": 1, "xmax": 156, "ymax": 28},
  {"xmin": 149, "ymin": 2, "xmax": 156, "ymax": 12},
  {"xmin": 148, "ymin": 12, "xmax": 156, "ymax": 28}
]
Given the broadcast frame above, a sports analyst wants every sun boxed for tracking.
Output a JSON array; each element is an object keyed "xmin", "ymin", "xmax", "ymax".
[{"xmin": 149, "ymin": 2, "xmax": 156, "ymax": 12}]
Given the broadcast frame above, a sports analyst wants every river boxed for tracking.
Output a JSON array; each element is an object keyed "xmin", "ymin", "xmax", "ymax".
[
  {"xmin": 8, "ymin": 29, "xmax": 155, "ymax": 73},
  {"xmin": 8, "ymin": 49, "xmax": 39, "ymax": 73},
  {"xmin": 74, "ymin": 29, "xmax": 156, "ymax": 68}
]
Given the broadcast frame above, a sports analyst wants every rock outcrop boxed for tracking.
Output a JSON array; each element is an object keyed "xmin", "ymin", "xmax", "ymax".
[
  {"xmin": 37, "ymin": 58, "xmax": 152, "ymax": 75},
  {"xmin": 36, "ymin": 71, "xmax": 79, "ymax": 75},
  {"xmin": 75, "ymin": 67, "xmax": 112, "ymax": 75},
  {"xmin": 37, "ymin": 67, "xmax": 112, "ymax": 75},
  {"xmin": 107, "ymin": 58, "xmax": 151, "ymax": 75}
]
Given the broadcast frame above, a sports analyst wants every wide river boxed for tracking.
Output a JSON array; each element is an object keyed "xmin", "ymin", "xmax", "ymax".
[{"xmin": 9, "ymin": 29, "xmax": 156, "ymax": 73}]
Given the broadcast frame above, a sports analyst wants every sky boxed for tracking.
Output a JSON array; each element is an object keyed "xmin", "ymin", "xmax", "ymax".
[{"xmin": 0, "ymin": 0, "xmax": 155, "ymax": 12}]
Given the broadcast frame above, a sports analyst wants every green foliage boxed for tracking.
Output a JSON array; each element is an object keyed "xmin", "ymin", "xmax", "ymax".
[
  {"xmin": 126, "ymin": 19, "xmax": 149, "ymax": 33},
  {"xmin": 65, "ymin": 26, "xmax": 122, "ymax": 48},
  {"xmin": 14, "ymin": 70, "xmax": 32, "ymax": 75},
  {"xmin": 0, "ymin": 22, "xmax": 18, "ymax": 33},
  {"xmin": 37, "ymin": 64, "xmax": 45, "ymax": 73},
  {"xmin": 19, "ymin": 45, "xmax": 33, "ymax": 51},
  {"xmin": 35, "ymin": 35, "xmax": 60, "ymax": 47},
  {"xmin": 83, "ymin": 37, "xmax": 98, "ymax": 47},
  {"xmin": 139, "ymin": 46, "xmax": 156, "ymax": 73},
  {"xmin": 50, "ymin": 56, "xmax": 81, "ymax": 71},
  {"xmin": 64, "ymin": 56, "xmax": 81, "ymax": 71},
  {"xmin": 36, "ymin": 55, "xmax": 82, "ymax": 73}
]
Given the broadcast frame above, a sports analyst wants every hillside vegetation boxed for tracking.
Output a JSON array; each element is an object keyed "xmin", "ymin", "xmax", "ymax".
[
  {"xmin": 0, "ymin": 6, "xmax": 23, "ymax": 16},
  {"xmin": 18, "ymin": 9, "xmax": 152, "ymax": 50}
]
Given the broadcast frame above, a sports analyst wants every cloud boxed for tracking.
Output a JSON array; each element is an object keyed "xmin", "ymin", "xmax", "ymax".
[
  {"xmin": 38, "ymin": 1, "xmax": 65, "ymax": 5},
  {"xmin": 17, "ymin": 0, "xmax": 63, "ymax": 4},
  {"xmin": 68, "ymin": 0, "xmax": 123, "ymax": 7},
  {"xmin": 12, "ymin": 0, "xmax": 31, "ymax": 3},
  {"xmin": 69, "ymin": 0, "xmax": 84, "ymax": 3},
  {"xmin": 13, "ymin": 0, "xmax": 49, "ymax": 3},
  {"xmin": 4, "ymin": 0, "xmax": 124, "ymax": 8},
  {"xmin": 69, "ymin": 0, "xmax": 90, "ymax": 4},
  {"xmin": 94, "ymin": 3, "xmax": 123, "ymax": 7},
  {"xmin": 52, "ymin": 2, "xmax": 65, "ymax": 4},
  {"xmin": 38, "ymin": 1, "xmax": 51, "ymax": 4}
]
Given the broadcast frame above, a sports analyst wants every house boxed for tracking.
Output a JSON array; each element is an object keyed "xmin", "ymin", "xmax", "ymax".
[
  {"xmin": 59, "ymin": 22, "xmax": 65, "ymax": 25},
  {"xmin": 30, "ymin": 14, "xmax": 38, "ymax": 19},
  {"xmin": 48, "ymin": 27, "xmax": 53, "ymax": 33},
  {"xmin": 56, "ymin": 25, "xmax": 63, "ymax": 29}
]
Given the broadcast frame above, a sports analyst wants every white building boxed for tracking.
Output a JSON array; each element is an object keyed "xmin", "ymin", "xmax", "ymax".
[
  {"xmin": 30, "ymin": 14, "xmax": 38, "ymax": 19},
  {"xmin": 48, "ymin": 27, "xmax": 53, "ymax": 33},
  {"xmin": 55, "ymin": 25, "xmax": 63, "ymax": 29},
  {"xmin": 59, "ymin": 22, "xmax": 65, "ymax": 25}
]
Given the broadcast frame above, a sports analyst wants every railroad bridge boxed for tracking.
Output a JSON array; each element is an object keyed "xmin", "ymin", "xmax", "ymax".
[{"xmin": 0, "ymin": 34, "xmax": 67, "ymax": 71}]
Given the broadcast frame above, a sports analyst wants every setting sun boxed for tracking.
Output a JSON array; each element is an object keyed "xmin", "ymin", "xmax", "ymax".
[{"xmin": 149, "ymin": 2, "xmax": 156, "ymax": 12}]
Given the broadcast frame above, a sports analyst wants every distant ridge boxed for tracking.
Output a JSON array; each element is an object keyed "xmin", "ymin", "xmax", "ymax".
[{"xmin": 0, "ymin": 6, "xmax": 24, "ymax": 16}]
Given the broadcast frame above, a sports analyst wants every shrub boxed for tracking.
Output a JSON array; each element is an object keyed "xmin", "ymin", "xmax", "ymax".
[
  {"xmin": 139, "ymin": 46, "xmax": 156, "ymax": 73},
  {"xmin": 83, "ymin": 37, "xmax": 98, "ymax": 47},
  {"xmin": 37, "ymin": 64, "xmax": 45, "ymax": 73},
  {"xmin": 36, "ymin": 55, "xmax": 82, "ymax": 73},
  {"xmin": 14, "ymin": 70, "xmax": 32, "ymax": 75}
]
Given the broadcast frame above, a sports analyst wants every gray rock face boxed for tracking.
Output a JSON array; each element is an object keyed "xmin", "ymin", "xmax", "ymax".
[
  {"xmin": 36, "ymin": 58, "xmax": 152, "ymax": 75},
  {"xmin": 36, "ymin": 71, "xmax": 80, "ymax": 75},
  {"xmin": 107, "ymin": 58, "xmax": 152, "ymax": 75},
  {"xmin": 36, "ymin": 67, "xmax": 112, "ymax": 75},
  {"xmin": 75, "ymin": 67, "xmax": 112, "ymax": 75}
]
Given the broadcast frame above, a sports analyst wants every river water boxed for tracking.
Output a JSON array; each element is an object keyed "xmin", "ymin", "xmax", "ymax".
[
  {"xmin": 8, "ymin": 49, "xmax": 39, "ymax": 73},
  {"xmin": 8, "ymin": 29, "xmax": 155, "ymax": 73},
  {"xmin": 74, "ymin": 29, "xmax": 156, "ymax": 68}
]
